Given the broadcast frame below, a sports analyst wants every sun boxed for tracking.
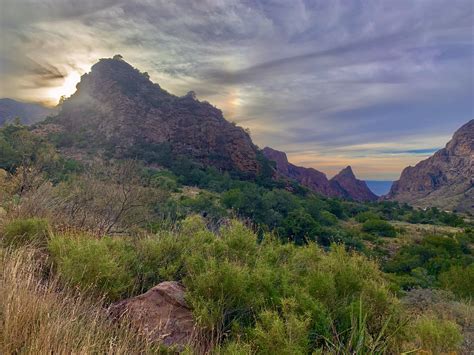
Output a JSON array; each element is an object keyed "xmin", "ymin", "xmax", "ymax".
[{"xmin": 46, "ymin": 71, "xmax": 81, "ymax": 106}]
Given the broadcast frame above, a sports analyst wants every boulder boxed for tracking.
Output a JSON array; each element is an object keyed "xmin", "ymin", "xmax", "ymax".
[{"xmin": 109, "ymin": 281, "xmax": 195, "ymax": 349}]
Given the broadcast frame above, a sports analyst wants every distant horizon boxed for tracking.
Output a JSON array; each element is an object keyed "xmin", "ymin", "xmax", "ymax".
[{"xmin": 365, "ymin": 180, "xmax": 394, "ymax": 197}]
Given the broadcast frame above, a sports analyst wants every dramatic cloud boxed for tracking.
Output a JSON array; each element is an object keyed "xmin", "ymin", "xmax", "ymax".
[{"xmin": 0, "ymin": 0, "xmax": 472, "ymax": 179}]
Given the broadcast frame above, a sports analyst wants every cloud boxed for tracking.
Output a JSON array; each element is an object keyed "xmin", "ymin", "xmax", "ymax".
[{"xmin": 0, "ymin": 0, "xmax": 472, "ymax": 179}]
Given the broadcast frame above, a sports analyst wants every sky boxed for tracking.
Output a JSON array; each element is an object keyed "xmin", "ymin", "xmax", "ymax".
[{"xmin": 0, "ymin": 0, "xmax": 473, "ymax": 180}]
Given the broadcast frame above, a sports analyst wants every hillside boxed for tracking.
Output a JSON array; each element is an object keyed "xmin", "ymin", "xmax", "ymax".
[
  {"xmin": 387, "ymin": 120, "xmax": 473, "ymax": 213},
  {"xmin": 0, "ymin": 98, "xmax": 55, "ymax": 125},
  {"xmin": 262, "ymin": 147, "xmax": 377, "ymax": 201},
  {"xmin": 1, "ymin": 100, "xmax": 472, "ymax": 354},
  {"xmin": 45, "ymin": 56, "xmax": 260, "ymax": 176}
]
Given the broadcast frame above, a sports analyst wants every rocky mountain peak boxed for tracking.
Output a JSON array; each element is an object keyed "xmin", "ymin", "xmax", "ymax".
[
  {"xmin": 336, "ymin": 166, "xmax": 356, "ymax": 179},
  {"xmin": 387, "ymin": 120, "xmax": 473, "ymax": 213},
  {"xmin": 262, "ymin": 147, "xmax": 290, "ymax": 175},
  {"xmin": 262, "ymin": 147, "xmax": 377, "ymax": 201},
  {"xmin": 330, "ymin": 166, "xmax": 378, "ymax": 202},
  {"xmin": 446, "ymin": 119, "xmax": 473, "ymax": 156},
  {"xmin": 51, "ymin": 56, "xmax": 261, "ymax": 175}
]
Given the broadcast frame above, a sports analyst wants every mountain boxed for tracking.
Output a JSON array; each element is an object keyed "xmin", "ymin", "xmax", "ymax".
[
  {"xmin": 330, "ymin": 166, "xmax": 378, "ymax": 201},
  {"xmin": 0, "ymin": 98, "xmax": 55, "ymax": 125},
  {"xmin": 262, "ymin": 147, "xmax": 335, "ymax": 196},
  {"xmin": 387, "ymin": 120, "xmax": 473, "ymax": 213},
  {"xmin": 47, "ymin": 56, "xmax": 260, "ymax": 176},
  {"xmin": 262, "ymin": 147, "xmax": 377, "ymax": 201}
]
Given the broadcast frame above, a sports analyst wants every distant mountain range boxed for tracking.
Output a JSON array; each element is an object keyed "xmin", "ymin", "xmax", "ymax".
[
  {"xmin": 0, "ymin": 98, "xmax": 55, "ymax": 126},
  {"xmin": 25, "ymin": 56, "xmax": 473, "ymax": 210},
  {"xmin": 262, "ymin": 147, "xmax": 377, "ymax": 202}
]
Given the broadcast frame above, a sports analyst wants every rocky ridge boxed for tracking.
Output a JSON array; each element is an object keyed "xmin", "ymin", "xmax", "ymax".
[
  {"xmin": 262, "ymin": 147, "xmax": 377, "ymax": 201},
  {"xmin": 387, "ymin": 120, "xmax": 473, "ymax": 213},
  {"xmin": 50, "ymin": 56, "xmax": 260, "ymax": 175},
  {"xmin": 330, "ymin": 166, "xmax": 378, "ymax": 202}
]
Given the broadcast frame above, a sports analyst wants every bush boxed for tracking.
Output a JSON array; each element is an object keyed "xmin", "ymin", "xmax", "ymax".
[
  {"xmin": 355, "ymin": 211, "xmax": 381, "ymax": 223},
  {"xmin": 439, "ymin": 264, "xmax": 474, "ymax": 299},
  {"xmin": 48, "ymin": 234, "xmax": 138, "ymax": 300},
  {"xmin": 384, "ymin": 233, "xmax": 473, "ymax": 291},
  {"xmin": 362, "ymin": 219, "xmax": 396, "ymax": 237},
  {"xmin": 1, "ymin": 215, "xmax": 412, "ymax": 353},
  {"xmin": 177, "ymin": 218, "xmax": 405, "ymax": 352},
  {"xmin": 252, "ymin": 301, "xmax": 311, "ymax": 354},
  {"xmin": 412, "ymin": 316, "xmax": 463, "ymax": 353},
  {"xmin": 135, "ymin": 233, "xmax": 186, "ymax": 291},
  {"xmin": 2, "ymin": 218, "xmax": 50, "ymax": 247}
]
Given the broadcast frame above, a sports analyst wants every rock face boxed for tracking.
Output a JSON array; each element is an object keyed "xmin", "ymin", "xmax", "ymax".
[
  {"xmin": 262, "ymin": 147, "xmax": 335, "ymax": 196},
  {"xmin": 262, "ymin": 147, "xmax": 377, "ymax": 201},
  {"xmin": 53, "ymin": 56, "xmax": 260, "ymax": 175},
  {"xmin": 0, "ymin": 98, "xmax": 55, "ymax": 126},
  {"xmin": 109, "ymin": 281, "xmax": 195, "ymax": 348},
  {"xmin": 330, "ymin": 166, "xmax": 378, "ymax": 202},
  {"xmin": 387, "ymin": 120, "xmax": 473, "ymax": 213}
]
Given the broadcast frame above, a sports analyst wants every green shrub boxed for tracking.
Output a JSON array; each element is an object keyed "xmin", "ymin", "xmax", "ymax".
[
  {"xmin": 252, "ymin": 301, "xmax": 311, "ymax": 355},
  {"xmin": 412, "ymin": 316, "xmax": 463, "ymax": 353},
  {"xmin": 2, "ymin": 218, "xmax": 50, "ymax": 247},
  {"xmin": 362, "ymin": 219, "xmax": 396, "ymax": 237},
  {"xmin": 384, "ymin": 233, "xmax": 473, "ymax": 291},
  {"xmin": 150, "ymin": 172, "xmax": 179, "ymax": 191},
  {"xmin": 48, "ymin": 234, "xmax": 138, "ymax": 300},
  {"xmin": 38, "ymin": 216, "xmax": 407, "ymax": 352},
  {"xmin": 177, "ymin": 218, "xmax": 404, "ymax": 352},
  {"xmin": 135, "ymin": 233, "xmax": 186, "ymax": 291},
  {"xmin": 318, "ymin": 211, "xmax": 338, "ymax": 226},
  {"xmin": 355, "ymin": 211, "xmax": 381, "ymax": 223},
  {"xmin": 439, "ymin": 264, "xmax": 474, "ymax": 299}
]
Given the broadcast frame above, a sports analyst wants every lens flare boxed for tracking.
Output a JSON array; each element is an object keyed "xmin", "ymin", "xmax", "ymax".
[{"xmin": 46, "ymin": 71, "xmax": 81, "ymax": 105}]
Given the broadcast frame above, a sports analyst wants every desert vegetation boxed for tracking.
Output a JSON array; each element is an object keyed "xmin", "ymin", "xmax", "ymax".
[{"xmin": 0, "ymin": 122, "xmax": 473, "ymax": 354}]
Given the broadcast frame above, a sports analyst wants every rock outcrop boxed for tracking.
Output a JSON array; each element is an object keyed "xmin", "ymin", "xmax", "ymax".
[
  {"xmin": 51, "ymin": 56, "xmax": 260, "ymax": 175},
  {"xmin": 262, "ymin": 147, "xmax": 377, "ymax": 201},
  {"xmin": 387, "ymin": 120, "xmax": 473, "ymax": 213},
  {"xmin": 330, "ymin": 166, "xmax": 378, "ymax": 202},
  {"xmin": 0, "ymin": 98, "xmax": 55, "ymax": 126},
  {"xmin": 109, "ymin": 281, "xmax": 195, "ymax": 349},
  {"xmin": 262, "ymin": 147, "xmax": 336, "ymax": 196}
]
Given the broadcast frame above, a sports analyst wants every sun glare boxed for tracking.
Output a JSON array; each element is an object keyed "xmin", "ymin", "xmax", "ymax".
[{"xmin": 46, "ymin": 71, "xmax": 81, "ymax": 106}]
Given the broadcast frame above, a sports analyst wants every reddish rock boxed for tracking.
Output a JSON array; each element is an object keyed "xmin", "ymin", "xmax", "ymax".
[
  {"xmin": 330, "ymin": 166, "xmax": 378, "ymax": 202},
  {"xmin": 53, "ymin": 56, "xmax": 260, "ymax": 176},
  {"xmin": 109, "ymin": 281, "xmax": 195, "ymax": 349},
  {"xmin": 262, "ymin": 147, "xmax": 376, "ymax": 201},
  {"xmin": 387, "ymin": 120, "xmax": 473, "ymax": 213},
  {"xmin": 262, "ymin": 147, "xmax": 336, "ymax": 196}
]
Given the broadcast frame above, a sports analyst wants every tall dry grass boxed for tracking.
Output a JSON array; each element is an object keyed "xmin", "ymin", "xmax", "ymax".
[{"xmin": 0, "ymin": 246, "xmax": 155, "ymax": 354}]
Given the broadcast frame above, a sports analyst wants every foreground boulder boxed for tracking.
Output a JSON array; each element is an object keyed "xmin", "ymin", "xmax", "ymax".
[{"xmin": 109, "ymin": 281, "xmax": 195, "ymax": 348}]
